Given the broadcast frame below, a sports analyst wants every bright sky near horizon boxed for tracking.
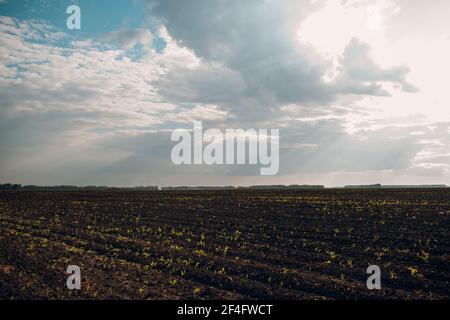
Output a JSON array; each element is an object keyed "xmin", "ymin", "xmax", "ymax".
[{"xmin": 0, "ymin": 0, "xmax": 449, "ymax": 187}]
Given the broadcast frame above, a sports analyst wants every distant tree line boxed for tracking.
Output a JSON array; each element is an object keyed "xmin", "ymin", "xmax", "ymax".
[
  {"xmin": 0, "ymin": 183, "xmax": 22, "ymax": 190},
  {"xmin": 0, "ymin": 184, "xmax": 159, "ymax": 191},
  {"xmin": 0, "ymin": 184, "xmax": 325, "ymax": 191},
  {"xmin": 343, "ymin": 184, "xmax": 447, "ymax": 189},
  {"xmin": 238, "ymin": 185, "xmax": 325, "ymax": 190},
  {"xmin": 162, "ymin": 185, "xmax": 325, "ymax": 190},
  {"xmin": 1, "ymin": 183, "xmax": 446, "ymax": 191}
]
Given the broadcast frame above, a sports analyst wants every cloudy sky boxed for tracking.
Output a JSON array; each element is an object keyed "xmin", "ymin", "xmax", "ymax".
[{"xmin": 0, "ymin": 0, "xmax": 449, "ymax": 187}]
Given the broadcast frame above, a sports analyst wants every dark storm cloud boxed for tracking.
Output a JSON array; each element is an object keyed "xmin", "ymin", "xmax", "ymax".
[
  {"xmin": 336, "ymin": 38, "xmax": 419, "ymax": 94},
  {"xmin": 147, "ymin": 0, "xmax": 418, "ymax": 125}
]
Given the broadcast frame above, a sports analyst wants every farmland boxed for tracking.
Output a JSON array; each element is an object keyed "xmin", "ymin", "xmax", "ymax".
[{"xmin": 0, "ymin": 189, "xmax": 449, "ymax": 300}]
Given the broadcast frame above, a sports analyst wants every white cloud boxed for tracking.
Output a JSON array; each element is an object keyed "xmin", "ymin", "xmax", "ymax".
[{"xmin": 98, "ymin": 28, "xmax": 153, "ymax": 50}]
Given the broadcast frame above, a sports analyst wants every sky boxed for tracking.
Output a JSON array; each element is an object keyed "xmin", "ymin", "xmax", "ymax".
[{"xmin": 0, "ymin": 0, "xmax": 449, "ymax": 187}]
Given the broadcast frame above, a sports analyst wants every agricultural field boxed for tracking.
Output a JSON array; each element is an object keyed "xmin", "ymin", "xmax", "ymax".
[{"xmin": 0, "ymin": 189, "xmax": 449, "ymax": 300}]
